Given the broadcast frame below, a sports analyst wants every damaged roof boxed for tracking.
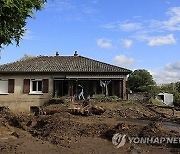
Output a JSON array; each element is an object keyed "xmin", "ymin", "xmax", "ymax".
[{"xmin": 0, "ymin": 55, "xmax": 131, "ymax": 74}]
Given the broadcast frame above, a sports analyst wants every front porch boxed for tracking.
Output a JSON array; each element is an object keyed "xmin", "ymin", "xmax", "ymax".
[{"xmin": 53, "ymin": 78, "xmax": 126, "ymax": 99}]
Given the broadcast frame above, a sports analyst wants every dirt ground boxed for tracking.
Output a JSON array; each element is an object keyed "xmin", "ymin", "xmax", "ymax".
[{"xmin": 1, "ymin": 101, "xmax": 180, "ymax": 154}]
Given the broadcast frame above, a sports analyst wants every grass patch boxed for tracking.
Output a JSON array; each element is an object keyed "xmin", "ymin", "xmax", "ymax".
[
  {"xmin": 94, "ymin": 100, "xmax": 142, "ymax": 110},
  {"xmin": 92, "ymin": 94, "xmax": 119, "ymax": 102},
  {"xmin": 150, "ymin": 98, "xmax": 166, "ymax": 106}
]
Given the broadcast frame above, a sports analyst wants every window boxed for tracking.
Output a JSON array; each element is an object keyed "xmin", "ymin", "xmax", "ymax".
[
  {"xmin": 0, "ymin": 80, "xmax": 8, "ymax": 94},
  {"xmin": 31, "ymin": 79, "xmax": 42, "ymax": 93}
]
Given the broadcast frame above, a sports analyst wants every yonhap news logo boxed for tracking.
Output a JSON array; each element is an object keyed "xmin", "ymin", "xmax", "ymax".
[
  {"xmin": 112, "ymin": 133, "xmax": 180, "ymax": 148},
  {"xmin": 112, "ymin": 133, "xmax": 126, "ymax": 148}
]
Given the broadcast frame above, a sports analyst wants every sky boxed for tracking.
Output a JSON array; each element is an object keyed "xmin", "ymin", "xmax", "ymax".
[{"xmin": 1, "ymin": 0, "xmax": 180, "ymax": 84}]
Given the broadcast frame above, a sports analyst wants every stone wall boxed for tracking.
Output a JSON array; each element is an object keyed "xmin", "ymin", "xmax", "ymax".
[{"xmin": 128, "ymin": 92, "xmax": 150, "ymax": 102}]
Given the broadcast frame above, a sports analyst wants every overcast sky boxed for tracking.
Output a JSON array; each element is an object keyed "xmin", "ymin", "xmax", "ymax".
[{"xmin": 1, "ymin": 0, "xmax": 180, "ymax": 84}]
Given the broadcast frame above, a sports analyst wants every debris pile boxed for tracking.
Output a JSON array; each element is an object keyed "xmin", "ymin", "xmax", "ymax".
[
  {"xmin": 138, "ymin": 122, "xmax": 164, "ymax": 138},
  {"xmin": 0, "ymin": 100, "xmax": 180, "ymax": 153},
  {"xmin": 68, "ymin": 101, "xmax": 105, "ymax": 116},
  {"xmin": 68, "ymin": 105, "xmax": 105, "ymax": 116}
]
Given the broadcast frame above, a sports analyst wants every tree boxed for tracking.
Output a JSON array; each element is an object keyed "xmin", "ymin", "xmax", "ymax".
[
  {"xmin": 127, "ymin": 69, "xmax": 156, "ymax": 93},
  {"xmin": 160, "ymin": 82, "xmax": 180, "ymax": 105},
  {"xmin": 175, "ymin": 81, "xmax": 180, "ymax": 92},
  {"xmin": 0, "ymin": 0, "xmax": 46, "ymax": 48}
]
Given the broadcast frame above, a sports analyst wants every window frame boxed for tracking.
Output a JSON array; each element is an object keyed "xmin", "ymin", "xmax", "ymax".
[
  {"xmin": 30, "ymin": 79, "xmax": 43, "ymax": 94},
  {"xmin": 0, "ymin": 79, "xmax": 9, "ymax": 94}
]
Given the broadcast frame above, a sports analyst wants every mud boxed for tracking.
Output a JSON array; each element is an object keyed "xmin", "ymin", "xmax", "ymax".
[{"xmin": 0, "ymin": 102, "xmax": 180, "ymax": 153}]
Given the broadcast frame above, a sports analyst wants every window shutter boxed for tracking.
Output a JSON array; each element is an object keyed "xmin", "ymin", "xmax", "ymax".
[
  {"xmin": 8, "ymin": 79, "xmax": 15, "ymax": 93},
  {"xmin": 43, "ymin": 79, "xmax": 49, "ymax": 93},
  {"xmin": 23, "ymin": 79, "xmax": 30, "ymax": 93}
]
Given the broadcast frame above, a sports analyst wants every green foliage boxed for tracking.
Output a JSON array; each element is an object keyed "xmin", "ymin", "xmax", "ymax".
[
  {"xmin": 158, "ymin": 83, "xmax": 180, "ymax": 106},
  {"xmin": 48, "ymin": 97, "xmax": 66, "ymax": 104},
  {"xmin": 150, "ymin": 98, "xmax": 166, "ymax": 106},
  {"xmin": 171, "ymin": 91, "xmax": 180, "ymax": 106},
  {"xmin": 160, "ymin": 83, "xmax": 175, "ymax": 93},
  {"xmin": 175, "ymin": 82, "xmax": 180, "ymax": 92},
  {"xmin": 93, "ymin": 94, "xmax": 119, "ymax": 102},
  {"xmin": 127, "ymin": 69, "xmax": 156, "ymax": 93},
  {"xmin": 173, "ymin": 91, "xmax": 180, "ymax": 101},
  {"xmin": 0, "ymin": 0, "xmax": 45, "ymax": 48},
  {"xmin": 149, "ymin": 85, "xmax": 161, "ymax": 98}
]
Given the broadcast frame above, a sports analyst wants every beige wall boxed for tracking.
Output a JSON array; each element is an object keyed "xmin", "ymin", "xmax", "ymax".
[
  {"xmin": 0, "ymin": 74, "xmax": 128, "ymax": 112},
  {"xmin": 0, "ymin": 74, "xmax": 65, "ymax": 112}
]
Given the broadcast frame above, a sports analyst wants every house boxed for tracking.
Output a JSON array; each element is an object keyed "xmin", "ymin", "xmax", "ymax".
[
  {"xmin": 0, "ymin": 51, "xmax": 131, "ymax": 112},
  {"xmin": 157, "ymin": 93, "xmax": 174, "ymax": 106}
]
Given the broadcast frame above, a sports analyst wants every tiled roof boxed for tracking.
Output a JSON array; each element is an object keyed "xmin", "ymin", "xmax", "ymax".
[{"xmin": 0, "ymin": 55, "xmax": 131, "ymax": 74}]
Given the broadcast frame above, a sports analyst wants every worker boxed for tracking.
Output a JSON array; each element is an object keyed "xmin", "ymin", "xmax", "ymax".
[{"xmin": 78, "ymin": 84, "xmax": 85, "ymax": 100}]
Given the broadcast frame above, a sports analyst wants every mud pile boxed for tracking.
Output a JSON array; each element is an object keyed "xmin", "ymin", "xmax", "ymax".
[
  {"xmin": 138, "ymin": 122, "xmax": 164, "ymax": 138},
  {"xmin": 1, "ymin": 102, "xmax": 180, "ymax": 153},
  {"xmin": 29, "ymin": 113, "xmax": 110, "ymax": 145}
]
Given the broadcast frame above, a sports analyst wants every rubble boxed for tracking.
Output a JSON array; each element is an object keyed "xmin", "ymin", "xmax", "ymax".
[
  {"xmin": 0, "ymin": 101, "xmax": 180, "ymax": 153},
  {"xmin": 68, "ymin": 104, "xmax": 105, "ymax": 116}
]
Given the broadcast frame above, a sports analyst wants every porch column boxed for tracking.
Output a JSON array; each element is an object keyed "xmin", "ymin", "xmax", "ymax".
[
  {"xmin": 87, "ymin": 80, "xmax": 89, "ymax": 97},
  {"xmin": 112, "ymin": 80, "xmax": 114, "ymax": 96},
  {"xmin": 119, "ymin": 80, "xmax": 122, "ymax": 98},
  {"xmin": 93, "ymin": 81, "xmax": 97, "ymax": 94},
  {"xmin": 68, "ymin": 80, "xmax": 71, "ymax": 96},
  {"xmin": 122, "ymin": 78, "xmax": 127, "ymax": 100},
  {"xmin": 68, "ymin": 80, "xmax": 73, "ymax": 96}
]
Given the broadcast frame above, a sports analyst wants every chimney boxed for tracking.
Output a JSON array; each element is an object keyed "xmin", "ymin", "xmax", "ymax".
[
  {"xmin": 56, "ymin": 51, "xmax": 59, "ymax": 56},
  {"xmin": 74, "ymin": 51, "xmax": 78, "ymax": 57}
]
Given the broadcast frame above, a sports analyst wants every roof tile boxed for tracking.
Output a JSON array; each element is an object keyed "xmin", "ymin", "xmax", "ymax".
[{"xmin": 0, "ymin": 56, "xmax": 131, "ymax": 73}]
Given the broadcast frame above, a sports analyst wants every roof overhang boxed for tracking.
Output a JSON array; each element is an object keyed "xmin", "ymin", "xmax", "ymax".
[{"xmin": 53, "ymin": 74, "xmax": 126, "ymax": 80}]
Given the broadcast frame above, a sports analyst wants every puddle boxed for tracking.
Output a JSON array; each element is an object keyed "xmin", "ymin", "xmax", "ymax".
[
  {"xmin": 0, "ymin": 137, "xmax": 9, "ymax": 140},
  {"xmin": 162, "ymin": 121, "xmax": 180, "ymax": 127},
  {"xmin": 119, "ymin": 118, "xmax": 180, "ymax": 131},
  {"xmin": 0, "ymin": 136, "xmax": 17, "ymax": 140}
]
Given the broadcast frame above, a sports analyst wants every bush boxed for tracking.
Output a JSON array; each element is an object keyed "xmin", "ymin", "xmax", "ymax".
[
  {"xmin": 93, "ymin": 94, "xmax": 119, "ymax": 102},
  {"xmin": 48, "ymin": 97, "xmax": 66, "ymax": 105},
  {"xmin": 173, "ymin": 92, "xmax": 180, "ymax": 107},
  {"xmin": 150, "ymin": 98, "xmax": 166, "ymax": 106}
]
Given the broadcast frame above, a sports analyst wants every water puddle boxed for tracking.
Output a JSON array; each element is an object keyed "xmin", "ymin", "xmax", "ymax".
[
  {"xmin": 0, "ymin": 137, "xmax": 9, "ymax": 140},
  {"xmin": 119, "ymin": 118, "xmax": 180, "ymax": 131}
]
